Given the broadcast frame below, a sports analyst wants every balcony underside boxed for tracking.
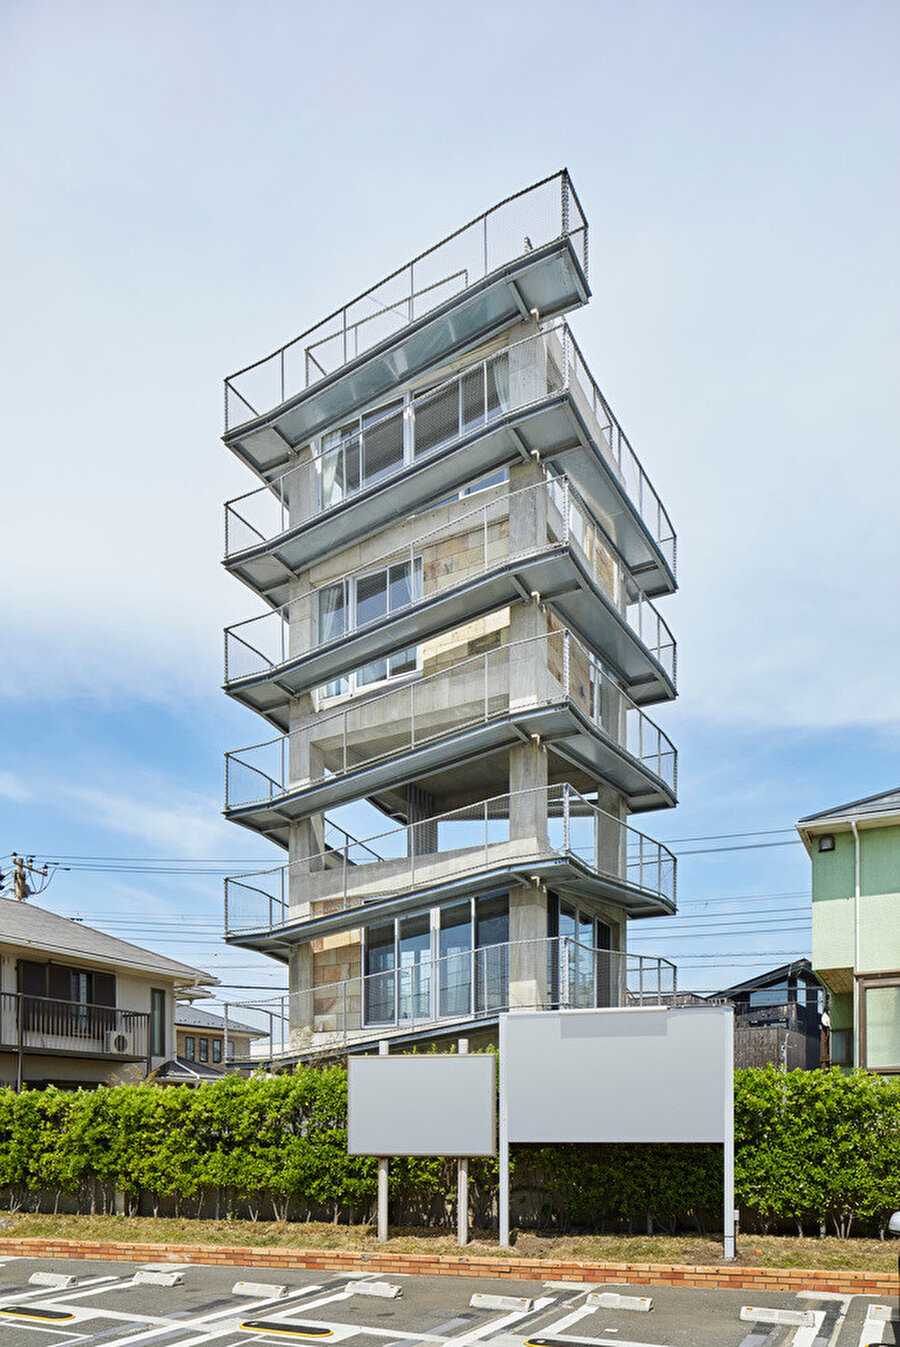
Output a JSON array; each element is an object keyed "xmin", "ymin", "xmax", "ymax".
[
  {"xmin": 226, "ymin": 549, "xmax": 674, "ymax": 732},
  {"xmin": 0, "ymin": 1042, "xmax": 146, "ymax": 1064},
  {"xmin": 223, "ymin": 238, "xmax": 590, "ymax": 477},
  {"xmin": 227, "ymin": 856, "xmax": 674, "ymax": 963},
  {"xmin": 226, "ymin": 398, "xmax": 673, "ymax": 618},
  {"xmin": 225, "ymin": 703, "xmax": 676, "ymax": 848}
]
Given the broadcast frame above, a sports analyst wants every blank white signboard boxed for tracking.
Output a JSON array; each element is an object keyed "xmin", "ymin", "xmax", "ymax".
[
  {"xmin": 502, "ymin": 1007, "xmax": 731, "ymax": 1144},
  {"xmin": 348, "ymin": 1054, "xmax": 496, "ymax": 1156}
]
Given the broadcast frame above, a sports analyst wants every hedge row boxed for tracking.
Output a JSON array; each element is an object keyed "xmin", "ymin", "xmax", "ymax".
[{"xmin": 1, "ymin": 1067, "xmax": 897, "ymax": 1236}]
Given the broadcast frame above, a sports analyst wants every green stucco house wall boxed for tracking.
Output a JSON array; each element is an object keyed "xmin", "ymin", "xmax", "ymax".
[{"xmin": 797, "ymin": 789, "xmax": 900, "ymax": 1073}]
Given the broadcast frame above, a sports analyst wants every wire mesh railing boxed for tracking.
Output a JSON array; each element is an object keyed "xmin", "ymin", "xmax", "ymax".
[
  {"xmin": 224, "ymin": 783, "xmax": 676, "ymax": 937},
  {"xmin": 224, "ymin": 473, "xmax": 672, "ymax": 687},
  {"xmin": 224, "ymin": 170, "xmax": 588, "ymax": 432},
  {"xmin": 224, "ymin": 627, "xmax": 677, "ymax": 814},
  {"xmin": 223, "ymin": 320, "xmax": 675, "ymax": 587},
  {"xmin": 234, "ymin": 937, "xmax": 676, "ymax": 1047}
]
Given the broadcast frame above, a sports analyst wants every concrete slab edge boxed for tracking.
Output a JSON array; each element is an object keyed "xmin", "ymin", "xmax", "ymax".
[{"xmin": 0, "ymin": 1237, "xmax": 892, "ymax": 1298}]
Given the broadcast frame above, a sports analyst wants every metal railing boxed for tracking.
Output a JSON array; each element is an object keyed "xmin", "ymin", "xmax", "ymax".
[
  {"xmin": 223, "ymin": 321, "xmax": 675, "ymax": 581},
  {"xmin": 224, "ymin": 783, "xmax": 676, "ymax": 937},
  {"xmin": 224, "ymin": 170, "xmax": 588, "ymax": 431},
  {"xmin": 234, "ymin": 937, "xmax": 676, "ymax": 1049},
  {"xmin": 224, "ymin": 627, "xmax": 677, "ymax": 813},
  {"xmin": 224, "ymin": 474, "xmax": 671, "ymax": 687},
  {"xmin": 0, "ymin": 993, "xmax": 150, "ymax": 1060}
]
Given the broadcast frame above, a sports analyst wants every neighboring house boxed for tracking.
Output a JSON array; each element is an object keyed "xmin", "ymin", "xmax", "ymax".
[
  {"xmin": 713, "ymin": 959, "xmax": 824, "ymax": 1070},
  {"xmin": 797, "ymin": 789, "xmax": 900, "ymax": 1073},
  {"xmin": 220, "ymin": 171, "xmax": 679, "ymax": 1058},
  {"xmin": 0, "ymin": 897, "xmax": 217, "ymax": 1089},
  {"xmin": 174, "ymin": 1005, "xmax": 265, "ymax": 1067}
]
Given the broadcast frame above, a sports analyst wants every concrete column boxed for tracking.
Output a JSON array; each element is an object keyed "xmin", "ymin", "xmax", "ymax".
[
  {"xmin": 508, "ymin": 884, "xmax": 548, "ymax": 1009},
  {"xmin": 288, "ymin": 943, "xmax": 315, "ymax": 1047}
]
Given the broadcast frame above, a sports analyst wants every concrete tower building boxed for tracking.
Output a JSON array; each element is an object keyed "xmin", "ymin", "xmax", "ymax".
[{"xmin": 221, "ymin": 172, "xmax": 678, "ymax": 1057}]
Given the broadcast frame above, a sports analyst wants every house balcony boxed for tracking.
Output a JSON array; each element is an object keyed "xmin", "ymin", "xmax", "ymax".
[
  {"xmin": 228, "ymin": 937, "xmax": 677, "ymax": 1056},
  {"xmin": 224, "ymin": 476, "xmax": 676, "ymax": 732},
  {"xmin": 0, "ymin": 994, "xmax": 150, "ymax": 1063},
  {"xmin": 224, "ymin": 322, "xmax": 676, "ymax": 606},
  {"xmin": 224, "ymin": 784, "xmax": 676, "ymax": 958},
  {"xmin": 223, "ymin": 171, "xmax": 590, "ymax": 474},
  {"xmin": 224, "ymin": 628, "xmax": 677, "ymax": 845}
]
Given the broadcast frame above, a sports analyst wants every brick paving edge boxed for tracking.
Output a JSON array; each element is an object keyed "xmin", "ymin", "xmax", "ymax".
[{"xmin": 0, "ymin": 1237, "xmax": 892, "ymax": 1297}]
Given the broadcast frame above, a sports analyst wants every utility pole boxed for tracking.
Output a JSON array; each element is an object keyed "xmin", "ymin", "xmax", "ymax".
[{"xmin": 8, "ymin": 855, "xmax": 49, "ymax": 902}]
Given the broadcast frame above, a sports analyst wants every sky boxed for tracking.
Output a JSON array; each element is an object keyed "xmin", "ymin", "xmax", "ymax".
[{"xmin": 1, "ymin": 0, "xmax": 898, "ymax": 1018}]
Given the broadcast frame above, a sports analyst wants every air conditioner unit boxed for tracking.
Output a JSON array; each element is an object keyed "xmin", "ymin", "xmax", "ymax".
[{"xmin": 105, "ymin": 1029, "xmax": 135, "ymax": 1055}]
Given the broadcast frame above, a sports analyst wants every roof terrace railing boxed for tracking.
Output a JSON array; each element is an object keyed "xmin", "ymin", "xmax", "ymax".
[
  {"xmin": 224, "ymin": 474, "xmax": 662, "ymax": 688},
  {"xmin": 224, "ymin": 170, "xmax": 588, "ymax": 433},
  {"xmin": 224, "ymin": 627, "xmax": 677, "ymax": 814},
  {"xmin": 224, "ymin": 321, "xmax": 675, "ymax": 580},
  {"xmin": 224, "ymin": 783, "xmax": 676, "ymax": 938}
]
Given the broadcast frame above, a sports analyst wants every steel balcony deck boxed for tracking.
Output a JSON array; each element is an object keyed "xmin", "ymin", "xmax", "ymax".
[
  {"xmin": 225, "ymin": 546, "xmax": 674, "ymax": 729},
  {"xmin": 224, "ymin": 324, "xmax": 675, "ymax": 607},
  {"xmin": 223, "ymin": 630, "xmax": 677, "ymax": 846},
  {"xmin": 223, "ymin": 173, "xmax": 589, "ymax": 476},
  {"xmin": 224, "ymin": 475, "xmax": 675, "ymax": 727},
  {"xmin": 224, "ymin": 786, "xmax": 676, "ymax": 958}
]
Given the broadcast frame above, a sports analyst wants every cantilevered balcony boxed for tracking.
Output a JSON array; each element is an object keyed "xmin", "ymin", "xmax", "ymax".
[
  {"xmin": 224, "ymin": 476, "xmax": 676, "ymax": 730},
  {"xmin": 224, "ymin": 322, "xmax": 676, "ymax": 603},
  {"xmin": 225, "ymin": 785, "xmax": 676, "ymax": 958},
  {"xmin": 221, "ymin": 937, "xmax": 677, "ymax": 1050},
  {"xmin": 0, "ymin": 995, "xmax": 150, "ymax": 1063},
  {"xmin": 223, "ymin": 172, "xmax": 590, "ymax": 475},
  {"xmin": 224, "ymin": 628, "xmax": 677, "ymax": 844}
]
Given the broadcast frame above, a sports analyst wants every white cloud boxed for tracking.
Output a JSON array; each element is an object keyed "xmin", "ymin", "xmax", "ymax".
[
  {"xmin": 0, "ymin": 771, "xmax": 30, "ymax": 802},
  {"xmin": 62, "ymin": 782, "xmax": 231, "ymax": 859}
]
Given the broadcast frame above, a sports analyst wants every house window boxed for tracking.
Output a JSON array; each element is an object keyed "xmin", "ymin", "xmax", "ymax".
[
  {"xmin": 150, "ymin": 989, "xmax": 166, "ymax": 1057},
  {"xmin": 363, "ymin": 894, "xmax": 509, "ymax": 1026},
  {"xmin": 860, "ymin": 979, "xmax": 900, "ymax": 1072},
  {"xmin": 830, "ymin": 1028, "xmax": 851, "ymax": 1067},
  {"xmin": 318, "ymin": 558, "xmax": 422, "ymax": 699},
  {"xmin": 184, "ymin": 1036, "xmax": 195, "ymax": 1061},
  {"xmin": 198, "ymin": 1038, "xmax": 209, "ymax": 1063},
  {"xmin": 549, "ymin": 898, "xmax": 614, "ymax": 1008},
  {"xmin": 212, "ymin": 1039, "xmax": 222, "ymax": 1064}
]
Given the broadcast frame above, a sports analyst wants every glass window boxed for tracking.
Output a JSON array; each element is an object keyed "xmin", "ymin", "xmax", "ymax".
[
  {"xmin": 321, "ymin": 558, "xmax": 422, "ymax": 698},
  {"xmin": 150, "ymin": 989, "xmax": 165, "ymax": 1057},
  {"xmin": 398, "ymin": 913, "xmax": 431, "ymax": 1021},
  {"xmin": 198, "ymin": 1037, "xmax": 209, "ymax": 1063},
  {"xmin": 440, "ymin": 903, "xmax": 472, "ymax": 1018},
  {"xmin": 475, "ymin": 894, "xmax": 509, "ymax": 1013},
  {"xmin": 212, "ymin": 1039, "xmax": 223, "ymax": 1064},
  {"xmin": 361, "ymin": 400, "xmax": 404, "ymax": 484},
  {"xmin": 864, "ymin": 985, "xmax": 900, "ymax": 1070},
  {"xmin": 319, "ymin": 422, "xmax": 360, "ymax": 508},
  {"xmin": 364, "ymin": 922, "xmax": 395, "ymax": 1025},
  {"xmin": 183, "ymin": 1036, "xmax": 195, "ymax": 1061},
  {"xmin": 552, "ymin": 899, "xmax": 613, "ymax": 1008}
]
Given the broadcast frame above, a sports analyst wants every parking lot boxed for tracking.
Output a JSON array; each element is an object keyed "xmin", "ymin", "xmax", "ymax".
[{"xmin": 0, "ymin": 1256, "xmax": 894, "ymax": 1347}]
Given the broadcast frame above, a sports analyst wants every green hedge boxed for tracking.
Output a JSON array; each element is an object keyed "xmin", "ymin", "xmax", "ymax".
[{"xmin": 0, "ymin": 1067, "xmax": 897, "ymax": 1236}]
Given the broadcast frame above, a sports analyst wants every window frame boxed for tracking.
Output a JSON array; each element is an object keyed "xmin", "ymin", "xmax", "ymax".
[
  {"xmin": 317, "ymin": 556, "xmax": 424, "ymax": 704},
  {"xmin": 858, "ymin": 973, "xmax": 900, "ymax": 1073},
  {"xmin": 150, "ymin": 989, "xmax": 166, "ymax": 1057}
]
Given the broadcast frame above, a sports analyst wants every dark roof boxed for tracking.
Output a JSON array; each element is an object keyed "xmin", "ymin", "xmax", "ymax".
[
  {"xmin": 798, "ymin": 788, "xmax": 900, "ymax": 825},
  {"xmin": 714, "ymin": 958, "xmax": 818, "ymax": 999},
  {"xmin": 0, "ymin": 898, "xmax": 217, "ymax": 987},
  {"xmin": 153, "ymin": 1057, "xmax": 225, "ymax": 1083},
  {"xmin": 175, "ymin": 1005, "xmax": 263, "ymax": 1036}
]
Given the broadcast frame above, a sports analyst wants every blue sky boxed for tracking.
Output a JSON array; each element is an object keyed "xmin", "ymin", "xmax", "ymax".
[{"xmin": 1, "ymin": 0, "xmax": 898, "ymax": 1010}]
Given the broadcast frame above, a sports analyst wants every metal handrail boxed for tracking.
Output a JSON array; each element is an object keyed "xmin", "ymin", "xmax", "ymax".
[
  {"xmin": 223, "ymin": 473, "xmax": 672, "ymax": 686},
  {"xmin": 223, "ymin": 320, "xmax": 675, "ymax": 582},
  {"xmin": 224, "ymin": 626, "xmax": 676, "ymax": 813},
  {"xmin": 224, "ymin": 170, "xmax": 588, "ymax": 431},
  {"xmin": 224, "ymin": 782, "xmax": 676, "ymax": 936},
  {"xmin": 230, "ymin": 936, "xmax": 677, "ymax": 1047}
]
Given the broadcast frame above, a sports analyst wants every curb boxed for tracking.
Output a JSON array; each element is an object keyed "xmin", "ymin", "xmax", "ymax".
[{"xmin": 0, "ymin": 1237, "xmax": 894, "ymax": 1297}]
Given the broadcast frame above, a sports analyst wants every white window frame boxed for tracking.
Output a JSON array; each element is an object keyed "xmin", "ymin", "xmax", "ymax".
[{"xmin": 318, "ymin": 556, "xmax": 424, "ymax": 705}]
